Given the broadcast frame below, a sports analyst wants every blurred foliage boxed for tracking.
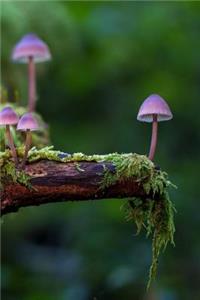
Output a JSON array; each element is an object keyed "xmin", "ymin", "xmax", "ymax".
[{"xmin": 1, "ymin": 1, "xmax": 200, "ymax": 300}]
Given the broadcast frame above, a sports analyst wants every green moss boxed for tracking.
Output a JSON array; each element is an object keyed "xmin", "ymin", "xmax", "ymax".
[
  {"xmin": 93, "ymin": 152, "xmax": 176, "ymax": 288},
  {"xmin": 0, "ymin": 147, "xmax": 176, "ymax": 288},
  {"xmin": 124, "ymin": 193, "xmax": 175, "ymax": 289},
  {"xmin": 0, "ymin": 160, "xmax": 31, "ymax": 190}
]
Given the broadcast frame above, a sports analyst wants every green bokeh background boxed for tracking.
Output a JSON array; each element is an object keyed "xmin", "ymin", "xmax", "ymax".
[{"xmin": 1, "ymin": 1, "xmax": 200, "ymax": 300}]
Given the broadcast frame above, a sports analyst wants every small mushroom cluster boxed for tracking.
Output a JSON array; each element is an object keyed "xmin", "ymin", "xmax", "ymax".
[
  {"xmin": 0, "ymin": 108, "xmax": 39, "ymax": 168},
  {"xmin": 0, "ymin": 33, "xmax": 51, "ymax": 168}
]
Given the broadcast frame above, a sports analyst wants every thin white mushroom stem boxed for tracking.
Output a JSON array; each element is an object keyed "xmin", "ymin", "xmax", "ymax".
[
  {"xmin": 5, "ymin": 125, "xmax": 18, "ymax": 165},
  {"xmin": 28, "ymin": 56, "xmax": 36, "ymax": 112},
  {"xmin": 21, "ymin": 129, "xmax": 32, "ymax": 169},
  {"xmin": 148, "ymin": 114, "xmax": 158, "ymax": 161}
]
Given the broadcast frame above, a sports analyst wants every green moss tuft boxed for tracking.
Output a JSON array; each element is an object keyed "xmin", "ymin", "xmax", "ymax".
[
  {"xmin": 124, "ymin": 192, "xmax": 175, "ymax": 289},
  {"xmin": 97, "ymin": 152, "xmax": 176, "ymax": 289},
  {"xmin": 0, "ymin": 160, "xmax": 32, "ymax": 190}
]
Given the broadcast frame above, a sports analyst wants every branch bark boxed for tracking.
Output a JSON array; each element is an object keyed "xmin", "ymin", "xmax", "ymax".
[{"xmin": 1, "ymin": 159, "xmax": 148, "ymax": 216}]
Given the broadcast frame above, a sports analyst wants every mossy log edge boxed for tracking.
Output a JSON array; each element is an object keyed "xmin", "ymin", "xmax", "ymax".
[
  {"xmin": 1, "ymin": 159, "xmax": 149, "ymax": 215},
  {"xmin": 1, "ymin": 148, "xmax": 176, "ymax": 288}
]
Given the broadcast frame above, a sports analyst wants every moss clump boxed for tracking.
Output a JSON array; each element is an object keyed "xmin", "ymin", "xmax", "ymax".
[
  {"xmin": 0, "ymin": 147, "xmax": 176, "ymax": 288},
  {"xmin": 124, "ymin": 193, "xmax": 175, "ymax": 289},
  {"xmin": 97, "ymin": 152, "xmax": 176, "ymax": 289},
  {"xmin": 0, "ymin": 160, "xmax": 32, "ymax": 190}
]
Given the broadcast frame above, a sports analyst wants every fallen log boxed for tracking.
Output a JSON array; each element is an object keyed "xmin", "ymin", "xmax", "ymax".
[{"xmin": 1, "ymin": 159, "xmax": 149, "ymax": 215}]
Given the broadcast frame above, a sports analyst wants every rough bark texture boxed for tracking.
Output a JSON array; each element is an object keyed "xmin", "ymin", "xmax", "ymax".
[{"xmin": 1, "ymin": 160, "xmax": 147, "ymax": 216}]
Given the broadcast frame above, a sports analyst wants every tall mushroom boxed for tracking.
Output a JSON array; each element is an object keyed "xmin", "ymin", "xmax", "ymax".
[
  {"xmin": 12, "ymin": 33, "xmax": 51, "ymax": 112},
  {"xmin": 137, "ymin": 94, "xmax": 173, "ymax": 161},
  {"xmin": 0, "ymin": 106, "xmax": 19, "ymax": 165},
  {"xmin": 17, "ymin": 113, "xmax": 39, "ymax": 168}
]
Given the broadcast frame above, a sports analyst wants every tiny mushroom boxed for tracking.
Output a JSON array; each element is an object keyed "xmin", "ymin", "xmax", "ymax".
[
  {"xmin": 12, "ymin": 33, "xmax": 51, "ymax": 112},
  {"xmin": 137, "ymin": 94, "xmax": 173, "ymax": 161},
  {"xmin": 0, "ymin": 106, "xmax": 19, "ymax": 165},
  {"xmin": 17, "ymin": 113, "xmax": 39, "ymax": 168}
]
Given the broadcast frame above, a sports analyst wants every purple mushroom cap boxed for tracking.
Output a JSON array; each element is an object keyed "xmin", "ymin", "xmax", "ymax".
[
  {"xmin": 0, "ymin": 106, "xmax": 19, "ymax": 125},
  {"xmin": 17, "ymin": 113, "xmax": 39, "ymax": 131},
  {"xmin": 12, "ymin": 33, "xmax": 51, "ymax": 63},
  {"xmin": 137, "ymin": 94, "xmax": 173, "ymax": 122}
]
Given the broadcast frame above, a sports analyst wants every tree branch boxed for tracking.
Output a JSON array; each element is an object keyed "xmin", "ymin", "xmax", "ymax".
[{"xmin": 1, "ymin": 159, "xmax": 148, "ymax": 216}]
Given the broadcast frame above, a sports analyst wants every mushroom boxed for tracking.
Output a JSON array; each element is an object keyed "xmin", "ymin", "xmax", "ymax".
[
  {"xmin": 137, "ymin": 94, "xmax": 173, "ymax": 161},
  {"xmin": 12, "ymin": 33, "xmax": 51, "ymax": 112},
  {"xmin": 17, "ymin": 113, "xmax": 39, "ymax": 168},
  {"xmin": 0, "ymin": 106, "xmax": 19, "ymax": 165}
]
